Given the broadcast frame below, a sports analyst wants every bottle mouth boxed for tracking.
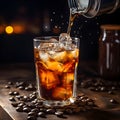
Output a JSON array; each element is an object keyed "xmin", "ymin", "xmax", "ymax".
[
  {"xmin": 68, "ymin": 0, "xmax": 90, "ymax": 14},
  {"xmin": 83, "ymin": 0, "xmax": 101, "ymax": 18}
]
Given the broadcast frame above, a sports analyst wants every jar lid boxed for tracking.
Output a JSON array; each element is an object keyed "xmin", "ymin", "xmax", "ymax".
[{"xmin": 101, "ymin": 24, "xmax": 120, "ymax": 30}]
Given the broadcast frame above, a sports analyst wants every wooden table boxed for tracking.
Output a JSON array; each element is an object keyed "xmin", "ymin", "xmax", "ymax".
[{"xmin": 0, "ymin": 62, "xmax": 120, "ymax": 120}]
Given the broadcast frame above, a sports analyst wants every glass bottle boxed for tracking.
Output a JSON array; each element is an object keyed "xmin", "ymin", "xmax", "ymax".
[{"xmin": 99, "ymin": 25, "xmax": 120, "ymax": 79}]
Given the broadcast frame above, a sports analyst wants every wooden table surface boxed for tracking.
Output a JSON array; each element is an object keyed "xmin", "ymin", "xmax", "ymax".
[{"xmin": 0, "ymin": 62, "xmax": 120, "ymax": 120}]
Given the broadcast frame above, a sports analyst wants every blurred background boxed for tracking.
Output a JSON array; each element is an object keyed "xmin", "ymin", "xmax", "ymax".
[{"xmin": 0, "ymin": 0, "xmax": 120, "ymax": 63}]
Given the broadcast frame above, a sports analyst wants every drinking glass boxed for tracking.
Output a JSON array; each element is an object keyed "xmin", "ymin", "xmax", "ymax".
[{"xmin": 33, "ymin": 36, "xmax": 80, "ymax": 106}]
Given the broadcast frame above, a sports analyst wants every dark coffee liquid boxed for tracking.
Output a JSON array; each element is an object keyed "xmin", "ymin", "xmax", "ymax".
[
  {"xmin": 99, "ymin": 25, "xmax": 120, "ymax": 79},
  {"xmin": 67, "ymin": 9, "xmax": 78, "ymax": 35}
]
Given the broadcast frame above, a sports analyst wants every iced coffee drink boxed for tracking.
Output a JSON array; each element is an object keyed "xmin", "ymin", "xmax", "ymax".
[{"xmin": 34, "ymin": 33, "xmax": 79, "ymax": 106}]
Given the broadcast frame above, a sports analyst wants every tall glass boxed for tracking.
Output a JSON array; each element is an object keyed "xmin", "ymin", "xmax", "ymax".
[{"xmin": 33, "ymin": 36, "xmax": 80, "ymax": 106}]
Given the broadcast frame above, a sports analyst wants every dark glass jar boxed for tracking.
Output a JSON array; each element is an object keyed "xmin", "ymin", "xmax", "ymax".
[{"xmin": 99, "ymin": 25, "xmax": 120, "ymax": 80}]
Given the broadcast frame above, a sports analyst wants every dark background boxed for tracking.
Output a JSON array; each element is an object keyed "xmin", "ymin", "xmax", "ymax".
[{"xmin": 0, "ymin": 0, "xmax": 120, "ymax": 63}]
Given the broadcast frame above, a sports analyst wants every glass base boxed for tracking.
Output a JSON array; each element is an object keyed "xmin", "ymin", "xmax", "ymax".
[
  {"xmin": 39, "ymin": 97, "xmax": 76, "ymax": 107},
  {"xmin": 43, "ymin": 100, "xmax": 70, "ymax": 107}
]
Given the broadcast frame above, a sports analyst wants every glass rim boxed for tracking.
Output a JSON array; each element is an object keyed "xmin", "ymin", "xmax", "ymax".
[{"xmin": 33, "ymin": 36, "xmax": 80, "ymax": 42}]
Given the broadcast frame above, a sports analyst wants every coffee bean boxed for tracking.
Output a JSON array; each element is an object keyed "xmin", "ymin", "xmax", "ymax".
[
  {"xmin": 29, "ymin": 95, "xmax": 36, "ymax": 101},
  {"xmin": 5, "ymin": 85, "xmax": 10, "ymax": 89},
  {"xmin": 108, "ymin": 90, "xmax": 114, "ymax": 94},
  {"xmin": 27, "ymin": 84, "xmax": 36, "ymax": 91},
  {"xmin": 28, "ymin": 103, "xmax": 36, "ymax": 109},
  {"xmin": 18, "ymin": 102, "xmax": 25, "ymax": 107},
  {"xmin": 9, "ymin": 91, "xmax": 14, "ymax": 95},
  {"xmin": 8, "ymin": 82, "xmax": 13, "ymax": 85},
  {"xmin": 25, "ymin": 87, "xmax": 30, "ymax": 91},
  {"xmin": 111, "ymin": 86, "xmax": 116, "ymax": 90},
  {"xmin": 16, "ymin": 82, "xmax": 26, "ymax": 88},
  {"xmin": 31, "ymin": 108, "xmax": 39, "ymax": 113},
  {"xmin": 27, "ymin": 116, "xmax": 37, "ymax": 120},
  {"xmin": 39, "ymin": 108, "xmax": 46, "ymax": 112},
  {"xmin": 100, "ymin": 86, "xmax": 106, "ymax": 91},
  {"xmin": 38, "ymin": 112, "xmax": 46, "ymax": 118},
  {"xmin": 28, "ymin": 112, "xmax": 37, "ymax": 116},
  {"xmin": 16, "ymin": 106, "xmax": 23, "ymax": 112},
  {"xmin": 23, "ymin": 107, "xmax": 31, "ymax": 113},
  {"xmin": 13, "ymin": 91, "xmax": 19, "ymax": 95},
  {"xmin": 109, "ymin": 99, "xmax": 119, "ymax": 104},
  {"xmin": 18, "ymin": 86, "xmax": 25, "ymax": 90},
  {"xmin": 55, "ymin": 111, "xmax": 64, "ymax": 117},
  {"xmin": 11, "ymin": 102, "xmax": 19, "ymax": 107},
  {"xmin": 46, "ymin": 108, "xmax": 56, "ymax": 114},
  {"xmin": 20, "ymin": 96, "xmax": 29, "ymax": 102},
  {"xmin": 9, "ymin": 97, "xmax": 16, "ymax": 101}
]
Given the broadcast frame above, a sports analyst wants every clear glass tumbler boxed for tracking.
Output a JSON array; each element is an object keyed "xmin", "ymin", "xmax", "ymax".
[{"xmin": 33, "ymin": 36, "xmax": 80, "ymax": 106}]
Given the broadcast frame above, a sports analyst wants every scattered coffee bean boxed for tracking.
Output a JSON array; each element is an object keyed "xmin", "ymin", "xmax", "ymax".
[
  {"xmin": 5, "ymin": 85, "xmax": 10, "ymax": 89},
  {"xmin": 28, "ymin": 103, "xmax": 36, "ymax": 109},
  {"xmin": 13, "ymin": 91, "xmax": 19, "ymax": 95},
  {"xmin": 15, "ymin": 82, "xmax": 26, "ymax": 88},
  {"xmin": 55, "ymin": 111, "xmax": 64, "ymax": 117},
  {"xmin": 16, "ymin": 95, "xmax": 23, "ymax": 100},
  {"xmin": 9, "ymin": 91, "xmax": 19, "ymax": 96},
  {"xmin": 31, "ymin": 108, "xmax": 39, "ymax": 113},
  {"xmin": 20, "ymin": 96, "xmax": 29, "ymax": 102},
  {"xmin": 18, "ymin": 86, "xmax": 25, "ymax": 90},
  {"xmin": 16, "ymin": 106, "xmax": 23, "ymax": 112},
  {"xmin": 46, "ymin": 108, "xmax": 56, "ymax": 114},
  {"xmin": 100, "ymin": 86, "xmax": 106, "ymax": 91},
  {"xmin": 11, "ymin": 102, "xmax": 19, "ymax": 107},
  {"xmin": 23, "ymin": 107, "xmax": 31, "ymax": 113},
  {"xmin": 18, "ymin": 102, "xmax": 25, "ymax": 107},
  {"xmin": 9, "ymin": 97, "xmax": 16, "ymax": 101},
  {"xmin": 39, "ymin": 108, "xmax": 46, "ymax": 112},
  {"xmin": 8, "ymin": 82, "xmax": 13, "ymax": 85},
  {"xmin": 28, "ymin": 111, "xmax": 37, "ymax": 116},
  {"xmin": 38, "ymin": 112, "xmax": 46, "ymax": 118},
  {"xmin": 108, "ymin": 91, "xmax": 114, "ymax": 94},
  {"xmin": 9, "ymin": 91, "xmax": 14, "ymax": 95},
  {"xmin": 27, "ymin": 116, "xmax": 37, "ymax": 120},
  {"xmin": 109, "ymin": 99, "xmax": 119, "ymax": 104},
  {"xmin": 111, "ymin": 86, "xmax": 116, "ymax": 90}
]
